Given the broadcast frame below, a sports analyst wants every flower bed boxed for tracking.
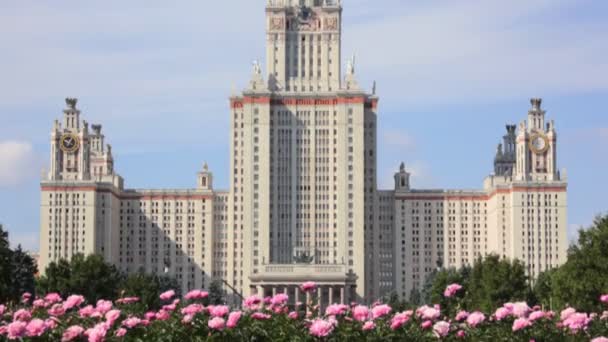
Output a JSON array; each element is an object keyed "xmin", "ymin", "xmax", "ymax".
[{"xmin": 1, "ymin": 283, "xmax": 607, "ymax": 341}]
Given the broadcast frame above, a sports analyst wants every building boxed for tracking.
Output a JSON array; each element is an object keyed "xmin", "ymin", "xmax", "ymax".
[{"xmin": 39, "ymin": 0, "xmax": 568, "ymax": 305}]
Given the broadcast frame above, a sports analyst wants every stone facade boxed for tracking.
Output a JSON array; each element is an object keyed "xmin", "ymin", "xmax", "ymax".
[{"xmin": 39, "ymin": 0, "xmax": 568, "ymax": 306}]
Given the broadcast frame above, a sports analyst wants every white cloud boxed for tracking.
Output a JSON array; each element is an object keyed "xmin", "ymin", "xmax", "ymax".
[{"xmin": 0, "ymin": 141, "xmax": 40, "ymax": 187}]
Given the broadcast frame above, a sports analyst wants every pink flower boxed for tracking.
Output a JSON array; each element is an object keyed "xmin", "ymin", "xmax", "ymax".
[
  {"xmin": 45, "ymin": 318, "xmax": 58, "ymax": 330},
  {"xmin": 79, "ymin": 305, "xmax": 95, "ymax": 318},
  {"xmin": 7, "ymin": 321, "xmax": 27, "ymax": 339},
  {"xmin": 243, "ymin": 296, "xmax": 263, "ymax": 311},
  {"xmin": 227, "ymin": 311, "xmax": 242, "ymax": 328},
  {"xmin": 601, "ymin": 295, "xmax": 608, "ymax": 304},
  {"xmin": 21, "ymin": 293, "xmax": 32, "ymax": 304},
  {"xmin": 115, "ymin": 328, "xmax": 127, "ymax": 337},
  {"xmin": 208, "ymin": 305, "xmax": 230, "ymax": 317},
  {"xmin": 181, "ymin": 304, "xmax": 204, "ymax": 316},
  {"xmin": 591, "ymin": 338, "xmax": 608, "ymax": 342},
  {"xmin": 455, "ymin": 311, "xmax": 469, "ymax": 321},
  {"xmin": 362, "ymin": 321, "xmax": 376, "ymax": 331},
  {"xmin": 208, "ymin": 317, "xmax": 226, "ymax": 331},
  {"xmin": 95, "ymin": 300, "xmax": 113, "ymax": 315},
  {"xmin": 271, "ymin": 293, "xmax": 289, "ymax": 306},
  {"xmin": 309, "ymin": 319, "xmax": 335, "ymax": 338},
  {"xmin": 145, "ymin": 312, "xmax": 157, "ymax": 321},
  {"xmin": 44, "ymin": 293, "xmax": 62, "ymax": 304},
  {"xmin": 528, "ymin": 311, "xmax": 546, "ymax": 322},
  {"xmin": 562, "ymin": 312, "xmax": 591, "ymax": 332},
  {"xmin": 511, "ymin": 302, "xmax": 530, "ymax": 318},
  {"xmin": 288, "ymin": 311, "xmax": 299, "ymax": 320},
  {"xmin": 560, "ymin": 308, "xmax": 576, "ymax": 321},
  {"xmin": 13, "ymin": 309, "xmax": 32, "ymax": 322},
  {"xmin": 433, "ymin": 321, "xmax": 450, "ymax": 338},
  {"xmin": 417, "ymin": 305, "xmax": 441, "ymax": 321},
  {"xmin": 353, "ymin": 305, "xmax": 370, "ymax": 322},
  {"xmin": 371, "ymin": 304, "xmax": 392, "ymax": 319},
  {"xmin": 0, "ymin": 304, "xmax": 6, "ymax": 315},
  {"xmin": 301, "ymin": 281, "xmax": 317, "ymax": 293},
  {"xmin": 251, "ymin": 312, "xmax": 271, "ymax": 320},
  {"xmin": 48, "ymin": 304, "xmax": 66, "ymax": 317},
  {"xmin": 391, "ymin": 311, "xmax": 413, "ymax": 330},
  {"xmin": 512, "ymin": 318, "xmax": 532, "ymax": 332},
  {"xmin": 325, "ymin": 304, "xmax": 349, "ymax": 316},
  {"xmin": 182, "ymin": 314, "xmax": 194, "ymax": 324},
  {"xmin": 421, "ymin": 320, "xmax": 433, "ymax": 329},
  {"xmin": 466, "ymin": 312, "xmax": 486, "ymax": 328},
  {"xmin": 105, "ymin": 309, "xmax": 122, "ymax": 326},
  {"xmin": 155, "ymin": 310, "xmax": 170, "ymax": 321},
  {"xmin": 33, "ymin": 299, "xmax": 48, "ymax": 308},
  {"xmin": 61, "ymin": 325, "xmax": 85, "ymax": 342},
  {"xmin": 184, "ymin": 290, "xmax": 208, "ymax": 300},
  {"xmin": 159, "ymin": 290, "xmax": 176, "ymax": 301},
  {"xmin": 495, "ymin": 307, "xmax": 512, "ymax": 321},
  {"xmin": 457, "ymin": 330, "xmax": 466, "ymax": 338},
  {"xmin": 116, "ymin": 297, "xmax": 140, "ymax": 305},
  {"xmin": 122, "ymin": 317, "xmax": 142, "ymax": 329},
  {"xmin": 85, "ymin": 323, "xmax": 108, "ymax": 342},
  {"xmin": 25, "ymin": 319, "xmax": 47, "ymax": 337},
  {"xmin": 443, "ymin": 284, "xmax": 463, "ymax": 298},
  {"xmin": 63, "ymin": 295, "xmax": 85, "ymax": 310}
]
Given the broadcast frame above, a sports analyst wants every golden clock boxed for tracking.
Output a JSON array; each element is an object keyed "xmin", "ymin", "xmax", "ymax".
[
  {"xmin": 529, "ymin": 133, "xmax": 549, "ymax": 154},
  {"xmin": 59, "ymin": 133, "xmax": 80, "ymax": 153}
]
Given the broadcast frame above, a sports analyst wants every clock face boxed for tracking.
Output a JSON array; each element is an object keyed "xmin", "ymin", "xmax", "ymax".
[
  {"xmin": 60, "ymin": 133, "xmax": 80, "ymax": 153},
  {"xmin": 529, "ymin": 134, "xmax": 549, "ymax": 154}
]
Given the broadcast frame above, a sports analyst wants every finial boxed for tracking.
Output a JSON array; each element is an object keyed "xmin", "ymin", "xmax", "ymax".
[
  {"xmin": 530, "ymin": 98, "xmax": 542, "ymax": 111},
  {"xmin": 65, "ymin": 98, "xmax": 78, "ymax": 109},
  {"xmin": 400, "ymin": 162, "xmax": 405, "ymax": 172},
  {"xmin": 252, "ymin": 60, "xmax": 262, "ymax": 75},
  {"xmin": 346, "ymin": 54, "xmax": 356, "ymax": 75},
  {"xmin": 203, "ymin": 162, "xmax": 208, "ymax": 172},
  {"xmin": 372, "ymin": 81, "xmax": 376, "ymax": 95}
]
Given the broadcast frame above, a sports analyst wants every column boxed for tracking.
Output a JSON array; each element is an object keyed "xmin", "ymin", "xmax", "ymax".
[
  {"xmin": 284, "ymin": 286, "xmax": 288, "ymax": 295},
  {"xmin": 295, "ymin": 286, "xmax": 300, "ymax": 306},
  {"xmin": 272, "ymin": 287, "xmax": 277, "ymax": 296},
  {"xmin": 340, "ymin": 287, "xmax": 345, "ymax": 304},
  {"xmin": 257, "ymin": 286, "xmax": 263, "ymax": 297},
  {"xmin": 329, "ymin": 287, "xmax": 334, "ymax": 305}
]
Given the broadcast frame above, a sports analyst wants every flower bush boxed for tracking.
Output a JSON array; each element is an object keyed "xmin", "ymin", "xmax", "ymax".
[{"xmin": 0, "ymin": 283, "xmax": 607, "ymax": 341}]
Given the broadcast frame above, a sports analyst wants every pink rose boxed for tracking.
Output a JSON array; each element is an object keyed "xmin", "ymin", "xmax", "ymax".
[
  {"xmin": 62, "ymin": 295, "xmax": 85, "ymax": 310},
  {"xmin": 79, "ymin": 305, "xmax": 95, "ymax": 318},
  {"xmin": 251, "ymin": 312, "xmax": 271, "ymax": 320},
  {"xmin": 116, "ymin": 297, "xmax": 140, "ymax": 305},
  {"xmin": 325, "ymin": 304, "xmax": 349, "ymax": 316},
  {"xmin": 457, "ymin": 330, "xmax": 466, "ymax": 338},
  {"xmin": 208, "ymin": 317, "xmax": 226, "ymax": 331},
  {"xmin": 25, "ymin": 319, "xmax": 47, "ymax": 337},
  {"xmin": 421, "ymin": 320, "xmax": 433, "ymax": 329},
  {"xmin": 391, "ymin": 311, "xmax": 413, "ymax": 330},
  {"xmin": 466, "ymin": 312, "xmax": 486, "ymax": 328},
  {"xmin": 417, "ymin": 305, "xmax": 441, "ymax": 321},
  {"xmin": 13, "ymin": 309, "xmax": 32, "ymax": 322},
  {"xmin": 115, "ymin": 328, "xmax": 127, "ymax": 337},
  {"xmin": 495, "ymin": 307, "xmax": 511, "ymax": 321},
  {"xmin": 48, "ymin": 304, "xmax": 66, "ymax": 317},
  {"xmin": 105, "ymin": 309, "xmax": 122, "ymax": 326},
  {"xmin": 243, "ymin": 296, "xmax": 263, "ymax": 311},
  {"xmin": 184, "ymin": 290, "xmax": 208, "ymax": 300},
  {"xmin": 362, "ymin": 321, "xmax": 376, "ymax": 331},
  {"xmin": 181, "ymin": 304, "xmax": 204, "ymax": 316},
  {"xmin": 0, "ymin": 304, "xmax": 6, "ymax": 315},
  {"xmin": 85, "ymin": 323, "xmax": 108, "ymax": 342},
  {"xmin": 122, "ymin": 317, "xmax": 142, "ymax": 329},
  {"xmin": 352, "ymin": 305, "xmax": 370, "ymax": 322},
  {"xmin": 155, "ymin": 310, "xmax": 170, "ymax": 321},
  {"xmin": 511, "ymin": 302, "xmax": 530, "ymax": 318},
  {"xmin": 159, "ymin": 290, "xmax": 176, "ymax": 301},
  {"xmin": 528, "ymin": 311, "xmax": 546, "ymax": 322},
  {"xmin": 7, "ymin": 321, "xmax": 27, "ymax": 340},
  {"xmin": 309, "ymin": 319, "xmax": 335, "ymax": 337},
  {"xmin": 601, "ymin": 295, "xmax": 608, "ymax": 304},
  {"xmin": 208, "ymin": 305, "xmax": 230, "ymax": 318},
  {"xmin": 591, "ymin": 338, "xmax": 608, "ymax": 342},
  {"xmin": 443, "ymin": 284, "xmax": 462, "ymax": 298},
  {"xmin": 560, "ymin": 308, "xmax": 576, "ymax": 321},
  {"xmin": 301, "ymin": 281, "xmax": 317, "ymax": 293},
  {"xmin": 44, "ymin": 293, "xmax": 62, "ymax": 304},
  {"xmin": 95, "ymin": 300, "xmax": 113, "ymax": 315},
  {"xmin": 288, "ymin": 311, "xmax": 299, "ymax": 320},
  {"xmin": 455, "ymin": 310, "xmax": 469, "ymax": 321},
  {"xmin": 512, "ymin": 318, "xmax": 532, "ymax": 332},
  {"xmin": 61, "ymin": 325, "xmax": 85, "ymax": 342},
  {"xmin": 371, "ymin": 304, "xmax": 392, "ymax": 319},
  {"xmin": 227, "ymin": 311, "xmax": 242, "ymax": 328},
  {"xmin": 433, "ymin": 321, "xmax": 450, "ymax": 338}
]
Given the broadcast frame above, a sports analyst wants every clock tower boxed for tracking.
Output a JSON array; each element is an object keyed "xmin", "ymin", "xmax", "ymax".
[{"xmin": 515, "ymin": 98, "xmax": 559, "ymax": 182}]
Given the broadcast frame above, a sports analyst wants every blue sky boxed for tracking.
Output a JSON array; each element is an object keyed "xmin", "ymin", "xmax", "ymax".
[{"xmin": 0, "ymin": 0, "xmax": 607, "ymax": 251}]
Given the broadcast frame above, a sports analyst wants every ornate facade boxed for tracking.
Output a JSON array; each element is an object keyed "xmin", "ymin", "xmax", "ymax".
[{"xmin": 39, "ymin": 0, "xmax": 568, "ymax": 306}]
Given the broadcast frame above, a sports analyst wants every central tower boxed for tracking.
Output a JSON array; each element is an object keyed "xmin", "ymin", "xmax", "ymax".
[
  {"xmin": 229, "ymin": 0, "xmax": 379, "ymax": 303},
  {"xmin": 265, "ymin": 0, "xmax": 342, "ymax": 92}
]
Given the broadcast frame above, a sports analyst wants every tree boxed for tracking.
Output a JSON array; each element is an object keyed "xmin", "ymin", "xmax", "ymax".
[
  {"xmin": 10, "ymin": 245, "xmax": 37, "ymax": 301},
  {"xmin": 409, "ymin": 288, "xmax": 422, "ymax": 306},
  {"xmin": 531, "ymin": 268, "xmax": 556, "ymax": 309},
  {"xmin": 118, "ymin": 271, "xmax": 180, "ymax": 310},
  {"xmin": 551, "ymin": 215, "xmax": 608, "ymax": 312},
  {"xmin": 0, "ymin": 224, "xmax": 13, "ymax": 302},
  {"xmin": 208, "ymin": 279, "xmax": 225, "ymax": 305},
  {"xmin": 37, "ymin": 254, "xmax": 123, "ymax": 303},
  {"xmin": 424, "ymin": 266, "xmax": 470, "ymax": 314},
  {"xmin": 464, "ymin": 255, "xmax": 529, "ymax": 312}
]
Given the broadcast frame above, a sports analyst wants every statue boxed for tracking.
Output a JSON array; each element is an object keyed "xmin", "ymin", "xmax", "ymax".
[
  {"xmin": 252, "ymin": 60, "xmax": 262, "ymax": 75},
  {"xmin": 372, "ymin": 80, "xmax": 376, "ymax": 95},
  {"xmin": 65, "ymin": 98, "xmax": 78, "ymax": 109},
  {"xmin": 203, "ymin": 162, "xmax": 208, "ymax": 172},
  {"xmin": 400, "ymin": 162, "xmax": 405, "ymax": 172},
  {"xmin": 346, "ymin": 54, "xmax": 355, "ymax": 75}
]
